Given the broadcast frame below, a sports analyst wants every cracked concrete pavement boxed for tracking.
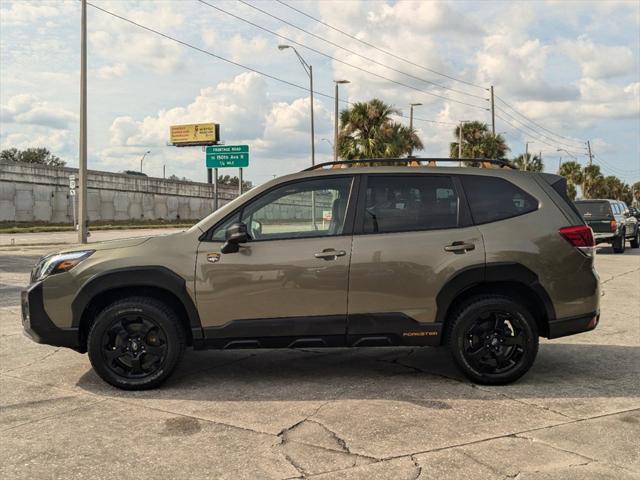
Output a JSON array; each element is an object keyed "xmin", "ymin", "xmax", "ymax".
[{"xmin": 0, "ymin": 237, "xmax": 638, "ymax": 479}]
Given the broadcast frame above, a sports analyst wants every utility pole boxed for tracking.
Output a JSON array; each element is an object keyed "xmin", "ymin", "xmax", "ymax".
[
  {"xmin": 558, "ymin": 157, "xmax": 562, "ymax": 173},
  {"xmin": 333, "ymin": 80, "xmax": 350, "ymax": 161},
  {"xmin": 524, "ymin": 142, "xmax": 529, "ymax": 171},
  {"xmin": 77, "ymin": 0, "xmax": 88, "ymax": 244},
  {"xmin": 587, "ymin": 140, "xmax": 593, "ymax": 166},
  {"xmin": 409, "ymin": 103, "xmax": 422, "ymax": 157},
  {"xmin": 490, "ymin": 85, "xmax": 495, "ymax": 136}
]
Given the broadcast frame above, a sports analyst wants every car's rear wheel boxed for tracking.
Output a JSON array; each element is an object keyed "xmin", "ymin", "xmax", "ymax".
[
  {"xmin": 630, "ymin": 229, "xmax": 639, "ymax": 249},
  {"xmin": 613, "ymin": 231, "xmax": 625, "ymax": 253},
  {"xmin": 87, "ymin": 297, "xmax": 185, "ymax": 390},
  {"xmin": 447, "ymin": 295, "xmax": 539, "ymax": 385}
]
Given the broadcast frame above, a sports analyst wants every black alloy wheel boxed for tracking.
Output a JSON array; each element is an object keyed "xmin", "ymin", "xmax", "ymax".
[
  {"xmin": 101, "ymin": 315, "xmax": 168, "ymax": 379},
  {"xmin": 88, "ymin": 297, "xmax": 185, "ymax": 390},
  {"xmin": 461, "ymin": 311, "xmax": 527, "ymax": 375},
  {"xmin": 447, "ymin": 295, "xmax": 538, "ymax": 385}
]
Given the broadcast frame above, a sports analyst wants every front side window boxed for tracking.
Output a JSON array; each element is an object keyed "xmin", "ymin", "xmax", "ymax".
[
  {"xmin": 461, "ymin": 175, "xmax": 538, "ymax": 224},
  {"xmin": 234, "ymin": 177, "xmax": 353, "ymax": 241},
  {"xmin": 363, "ymin": 175, "xmax": 460, "ymax": 233}
]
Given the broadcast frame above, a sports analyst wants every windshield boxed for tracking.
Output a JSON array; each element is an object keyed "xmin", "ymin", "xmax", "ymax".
[{"xmin": 575, "ymin": 201, "xmax": 611, "ymax": 216}]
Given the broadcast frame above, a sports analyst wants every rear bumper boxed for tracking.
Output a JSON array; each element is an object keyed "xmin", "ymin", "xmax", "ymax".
[
  {"xmin": 593, "ymin": 232, "xmax": 616, "ymax": 244},
  {"xmin": 21, "ymin": 282, "xmax": 80, "ymax": 350},
  {"xmin": 548, "ymin": 311, "xmax": 599, "ymax": 339}
]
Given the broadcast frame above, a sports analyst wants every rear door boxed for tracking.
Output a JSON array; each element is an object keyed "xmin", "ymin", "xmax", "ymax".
[{"xmin": 346, "ymin": 174, "xmax": 485, "ymax": 345}]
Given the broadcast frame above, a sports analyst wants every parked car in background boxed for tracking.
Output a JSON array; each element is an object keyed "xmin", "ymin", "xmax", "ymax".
[{"xmin": 575, "ymin": 199, "xmax": 639, "ymax": 253}]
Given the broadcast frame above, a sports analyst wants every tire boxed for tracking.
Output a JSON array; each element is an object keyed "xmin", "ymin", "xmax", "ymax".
[
  {"xmin": 630, "ymin": 229, "xmax": 639, "ymax": 249},
  {"xmin": 612, "ymin": 231, "xmax": 625, "ymax": 253},
  {"xmin": 87, "ymin": 297, "xmax": 186, "ymax": 390},
  {"xmin": 446, "ymin": 295, "xmax": 539, "ymax": 385}
]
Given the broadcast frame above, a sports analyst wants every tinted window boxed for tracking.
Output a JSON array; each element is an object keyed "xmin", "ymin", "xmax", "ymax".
[
  {"xmin": 575, "ymin": 201, "xmax": 612, "ymax": 217},
  {"xmin": 363, "ymin": 175, "xmax": 459, "ymax": 233},
  {"xmin": 238, "ymin": 177, "xmax": 353, "ymax": 241},
  {"xmin": 461, "ymin": 176, "xmax": 538, "ymax": 224}
]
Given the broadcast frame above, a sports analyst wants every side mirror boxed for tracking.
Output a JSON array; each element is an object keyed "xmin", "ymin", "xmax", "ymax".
[
  {"xmin": 623, "ymin": 209, "xmax": 630, "ymax": 217},
  {"xmin": 221, "ymin": 222, "xmax": 249, "ymax": 254}
]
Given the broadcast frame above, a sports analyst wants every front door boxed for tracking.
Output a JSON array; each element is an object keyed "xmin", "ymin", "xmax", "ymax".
[
  {"xmin": 195, "ymin": 176, "xmax": 356, "ymax": 347},
  {"xmin": 347, "ymin": 174, "xmax": 485, "ymax": 345}
]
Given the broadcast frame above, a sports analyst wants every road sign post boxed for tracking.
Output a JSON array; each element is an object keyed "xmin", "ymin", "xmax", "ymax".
[
  {"xmin": 69, "ymin": 175, "xmax": 77, "ymax": 229},
  {"xmin": 205, "ymin": 145, "xmax": 249, "ymax": 168}
]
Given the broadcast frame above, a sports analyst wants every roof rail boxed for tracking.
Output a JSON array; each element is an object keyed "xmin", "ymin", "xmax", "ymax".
[{"xmin": 303, "ymin": 158, "xmax": 516, "ymax": 171}]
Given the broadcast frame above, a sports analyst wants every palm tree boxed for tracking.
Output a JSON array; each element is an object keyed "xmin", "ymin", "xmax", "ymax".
[
  {"xmin": 582, "ymin": 164, "xmax": 604, "ymax": 199},
  {"xmin": 559, "ymin": 161, "xmax": 583, "ymax": 200},
  {"xmin": 449, "ymin": 121, "xmax": 509, "ymax": 166},
  {"xmin": 337, "ymin": 99, "xmax": 423, "ymax": 160},
  {"xmin": 512, "ymin": 153, "xmax": 544, "ymax": 172}
]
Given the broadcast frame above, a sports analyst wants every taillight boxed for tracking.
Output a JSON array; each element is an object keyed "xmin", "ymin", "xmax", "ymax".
[
  {"xmin": 610, "ymin": 220, "xmax": 617, "ymax": 232},
  {"xmin": 559, "ymin": 225, "xmax": 595, "ymax": 250}
]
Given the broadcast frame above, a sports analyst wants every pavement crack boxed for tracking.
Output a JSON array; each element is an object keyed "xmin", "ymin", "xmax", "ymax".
[
  {"xmin": 410, "ymin": 455, "xmax": 422, "ymax": 480},
  {"xmin": 4, "ymin": 347, "xmax": 62, "ymax": 373}
]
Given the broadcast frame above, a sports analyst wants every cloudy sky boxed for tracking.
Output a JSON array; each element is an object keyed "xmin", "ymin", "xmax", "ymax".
[{"xmin": 1, "ymin": 0, "xmax": 639, "ymax": 186}]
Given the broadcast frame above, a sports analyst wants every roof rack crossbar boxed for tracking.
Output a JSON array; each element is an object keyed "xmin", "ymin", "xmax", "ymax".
[{"xmin": 303, "ymin": 158, "xmax": 516, "ymax": 171}]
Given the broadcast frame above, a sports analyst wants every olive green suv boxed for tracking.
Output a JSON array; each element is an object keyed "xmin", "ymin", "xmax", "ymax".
[{"xmin": 22, "ymin": 159, "xmax": 600, "ymax": 389}]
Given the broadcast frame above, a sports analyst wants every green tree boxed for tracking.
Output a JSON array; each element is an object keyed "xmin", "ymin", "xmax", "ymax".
[
  {"xmin": 0, "ymin": 147, "xmax": 65, "ymax": 167},
  {"xmin": 512, "ymin": 153, "xmax": 544, "ymax": 172},
  {"xmin": 582, "ymin": 164, "xmax": 604, "ymax": 199},
  {"xmin": 217, "ymin": 174, "xmax": 252, "ymax": 190},
  {"xmin": 632, "ymin": 181, "xmax": 640, "ymax": 205},
  {"xmin": 337, "ymin": 99, "xmax": 423, "ymax": 160},
  {"xmin": 449, "ymin": 121, "xmax": 509, "ymax": 164},
  {"xmin": 558, "ymin": 161, "xmax": 583, "ymax": 200}
]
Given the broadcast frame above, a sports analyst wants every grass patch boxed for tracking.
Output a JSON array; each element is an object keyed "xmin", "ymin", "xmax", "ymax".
[{"xmin": 0, "ymin": 220, "xmax": 195, "ymax": 234}]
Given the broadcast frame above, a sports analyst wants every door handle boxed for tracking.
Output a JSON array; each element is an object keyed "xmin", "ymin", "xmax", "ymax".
[
  {"xmin": 444, "ymin": 242, "xmax": 475, "ymax": 253},
  {"xmin": 314, "ymin": 249, "xmax": 347, "ymax": 260}
]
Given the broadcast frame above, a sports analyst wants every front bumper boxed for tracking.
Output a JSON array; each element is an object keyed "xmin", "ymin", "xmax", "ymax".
[
  {"xmin": 547, "ymin": 311, "xmax": 600, "ymax": 339},
  {"xmin": 22, "ymin": 282, "xmax": 80, "ymax": 350}
]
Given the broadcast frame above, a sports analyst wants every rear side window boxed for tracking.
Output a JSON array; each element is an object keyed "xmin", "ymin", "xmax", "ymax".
[
  {"xmin": 575, "ymin": 201, "xmax": 612, "ymax": 217},
  {"xmin": 461, "ymin": 176, "xmax": 538, "ymax": 225},
  {"xmin": 363, "ymin": 175, "xmax": 459, "ymax": 233}
]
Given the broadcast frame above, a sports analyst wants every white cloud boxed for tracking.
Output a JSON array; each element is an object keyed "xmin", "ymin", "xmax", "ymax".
[
  {"xmin": 560, "ymin": 36, "xmax": 634, "ymax": 79},
  {"xmin": 0, "ymin": 1, "xmax": 64, "ymax": 26},
  {"xmin": 1, "ymin": 94, "xmax": 77, "ymax": 129},
  {"xmin": 96, "ymin": 63, "xmax": 128, "ymax": 80}
]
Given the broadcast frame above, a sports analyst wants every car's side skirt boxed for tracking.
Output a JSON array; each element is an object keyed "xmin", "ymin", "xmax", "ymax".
[{"xmin": 196, "ymin": 313, "xmax": 442, "ymax": 350}]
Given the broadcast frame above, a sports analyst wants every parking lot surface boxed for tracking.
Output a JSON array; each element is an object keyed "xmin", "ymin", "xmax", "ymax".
[{"xmin": 0, "ymin": 233, "xmax": 638, "ymax": 479}]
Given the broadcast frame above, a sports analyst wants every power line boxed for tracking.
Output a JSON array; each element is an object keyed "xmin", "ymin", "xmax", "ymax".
[
  {"xmin": 494, "ymin": 95, "xmax": 585, "ymax": 147},
  {"xmin": 85, "ymin": 2, "xmax": 455, "ymax": 129},
  {"xmin": 274, "ymin": 0, "xmax": 487, "ymax": 91},
  {"xmin": 494, "ymin": 104, "xmax": 586, "ymax": 151},
  {"xmin": 262, "ymin": 0, "xmax": 587, "ymax": 151},
  {"xmin": 494, "ymin": 112, "xmax": 585, "ymax": 155},
  {"xmin": 198, "ymin": 0, "xmax": 489, "ymax": 110}
]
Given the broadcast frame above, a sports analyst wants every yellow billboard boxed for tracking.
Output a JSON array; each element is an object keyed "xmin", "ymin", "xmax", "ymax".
[{"xmin": 170, "ymin": 123, "xmax": 218, "ymax": 145}]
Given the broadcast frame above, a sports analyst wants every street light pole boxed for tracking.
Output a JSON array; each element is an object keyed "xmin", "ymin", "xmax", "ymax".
[
  {"xmin": 278, "ymin": 45, "xmax": 314, "ymax": 165},
  {"xmin": 409, "ymin": 103, "xmax": 422, "ymax": 157},
  {"xmin": 139, "ymin": 150, "xmax": 150, "ymax": 173},
  {"xmin": 77, "ymin": 0, "xmax": 88, "ymax": 244},
  {"xmin": 333, "ymin": 80, "xmax": 350, "ymax": 161}
]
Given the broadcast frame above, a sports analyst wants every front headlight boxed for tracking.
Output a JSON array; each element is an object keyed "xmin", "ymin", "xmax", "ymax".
[{"xmin": 31, "ymin": 250, "xmax": 94, "ymax": 282}]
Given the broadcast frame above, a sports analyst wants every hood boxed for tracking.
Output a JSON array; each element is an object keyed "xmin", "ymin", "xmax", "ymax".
[{"xmin": 48, "ymin": 234, "xmax": 154, "ymax": 256}]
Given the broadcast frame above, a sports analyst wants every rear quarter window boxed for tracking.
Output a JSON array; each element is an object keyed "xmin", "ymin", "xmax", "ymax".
[{"xmin": 461, "ymin": 176, "xmax": 538, "ymax": 225}]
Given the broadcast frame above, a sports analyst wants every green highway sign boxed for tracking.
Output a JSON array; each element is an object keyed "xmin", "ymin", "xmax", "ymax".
[{"xmin": 205, "ymin": 145, "xmax": 249, "ymax": 168}]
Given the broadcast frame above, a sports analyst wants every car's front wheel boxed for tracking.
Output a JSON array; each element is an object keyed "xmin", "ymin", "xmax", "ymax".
[
  {"xmin": 87, "ymin": 297, "xmax": 185, "ymax": 390},
  {"xmin": 447, "ymin": 295, "xmax": 539, "ymax": 385}
]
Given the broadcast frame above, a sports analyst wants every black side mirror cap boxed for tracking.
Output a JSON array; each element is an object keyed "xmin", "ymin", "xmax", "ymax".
[{"xmin": 221, "ymin": 222, "xmax": 249, "ymax": 254}]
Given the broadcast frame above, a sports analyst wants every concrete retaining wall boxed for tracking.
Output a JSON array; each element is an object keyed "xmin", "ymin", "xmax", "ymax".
[{"xmin": 0, "ymin": 161, "xmax": 239, "ymax": 223}]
